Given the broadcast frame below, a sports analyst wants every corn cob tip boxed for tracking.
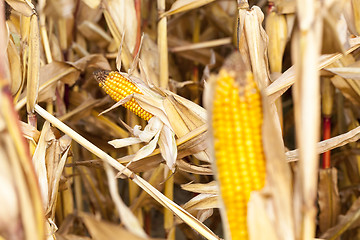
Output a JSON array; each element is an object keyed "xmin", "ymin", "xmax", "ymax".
[
  {"xmin": 93, "ymin": 69, "xmax": 111, "ymax": 86},
  {"xmin": 94, "ymin": 69, "xmax": 153, "ymax": 121},
  {"xmin": 222, "ymin": 52, "xmax": 250, "ymax": 87}
]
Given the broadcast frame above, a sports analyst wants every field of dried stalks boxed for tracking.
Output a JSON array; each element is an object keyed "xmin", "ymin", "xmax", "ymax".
[{"xmin": 1, "ymin": 0, "xmax": 360, "ymax": 239}]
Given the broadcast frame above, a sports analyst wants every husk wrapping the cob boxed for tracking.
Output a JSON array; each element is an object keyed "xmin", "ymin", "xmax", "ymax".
[{"xmin": 208, "ymin": 52, "xmax": 266, "ymax": 239}]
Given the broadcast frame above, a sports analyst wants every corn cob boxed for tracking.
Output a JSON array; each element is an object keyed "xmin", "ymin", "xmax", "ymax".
[
  {"xmin": 211, "ymin": 55, "xmax": 266, "ymax": 240},
  {"xmin": 94, "ymin": 70, "xmax": 153, "ymax": 121}
]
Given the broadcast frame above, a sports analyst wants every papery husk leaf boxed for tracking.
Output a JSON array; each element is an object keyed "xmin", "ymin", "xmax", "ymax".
[
  {"xmin": 261, "ymin": 92, "xmax": 295, "ymax": 240},
  {"xmin": 20, "ymin": 121, "xmax": 40, "ymax": 143},
  {"xmin": 47, "ymin": 146, "xmax": 71, "ymax": 216},
  {"xmin": 171, "ymin": 38, "xmax": 232, "ymax": 52},
  {"xmin": 197, "ymin": 209, "xmax": 214, "ymax": 223},
  {"xmin": 139, "ymin": 35, "xmax": 160, "ymax": 86},
  {"xmin": 320, "ymin": 197, "xmax": 360, "ymax": 239},
  {"xmin": 32, "ymin": 121, "xmax": 51, "ymax": 209},
  {"xmin": 5, "ymin": 0, "xmax": 35, "ymax": 17},
  {"xmin": 158, "ymin": 124, "xmax": 177, "ymax": 171},
  {"xmin": 352, "ymin": 0, "xmax": 360, "ymax": 34},
  {"xmin": 103, "ymin": 0, "xmax": 137, "ymax": 54},
  {"xmin": 326, "ymin": 66, "xmax": 360, "ymax": 80},
  {"xmin": 248, "ymin": 191, "xmax": 279, "ymax": 240},
  {"xmin": 163, "ymin": 97, "xmax": 192, "ymax": 138},
  {"xmin": 274, "ymin": 0, "xmax": 296, "ymax": 14},
  {"xmin": 26, "ymin": 14, "xmax": 40, "ymax": 114},
  {"xmin": 132, "ymin": 130, "xmax": 161, "ymax": 162},
  {"xmin": 318, "ymin": 168, "xmax": 340, "ymax": 234},
  {"xmin": 44, "ymin": 0, "xmax": 75, "ymax": 18},
  {"xmin": 266, "ymin": 11, "xmax": 287, "ymax": 74},
  {"xmin": 163, "ymin": 94, "xmax": 209, "ymax": 161},
  {"xmin": 182, "ymin": 193, "xmax": 218, "ymax": 211},
  {"xmin": 161, "ymin": 0, "xmax": 215, "ymax": 18},
  {"xmin": 134, "ymin": 117, "xmax": 163, "ymax": 142},
  {"xmin": 177, "ymin": 160, "xmax": 212, "ymax": 175},
  {"xmin": 321, "ymin": 77, "xmax": 335, "ymax": 116},
  {"xmin": 120, "ymin": 124, "xmax": 208, "ymax": 173},
  {"xmin": 181, "ymin": 181, "xmax": 218, "ymax": 194},
  {"xmin": 7, "ymin": 37, "xmax": 22, "ymax": 96},
  {"xmin": 321, "ymin": 1, "xmax": 348, "ymax": 54},
  {"xmin": 133, "ymin": 93, "xmax": 172, "ymax": 129},
  {"xmin": 109, "ymin": 137, "xmax": 143, "ymax": 148},
  {"xmin": 165, "ymin": 90, "xmax": 207, "ymax": 121},
  {"xmin": 82, "ymin": 0, "xmax": 101, "ymax": 9},
  {"xmin": 238, "ymin": 5, "xmax": 270, "ymax": 91}
]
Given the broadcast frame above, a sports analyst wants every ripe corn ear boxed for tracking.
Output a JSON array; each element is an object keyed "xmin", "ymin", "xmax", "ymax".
[
  {"xmin": 211, "ymin": 56, "xmax": 266, "ymax": 240},
  {"xmin": 94, "ymin": 70, "xmax": 153, "ymax": 121}
]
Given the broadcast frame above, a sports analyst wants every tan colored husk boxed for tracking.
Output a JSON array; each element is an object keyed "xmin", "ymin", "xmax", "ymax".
[
  {"xmin": 26, "ymin": 14, "xmax": 40, "ymax": 114},
  {"xmin": 266, "ymin": 39, "xmax": 360, "ymax": 103},
  {"xmin": 255, "ymin": 85, "xmax": 295, "ymax": 240},
  {"xmin": 7, "ymin": 37, "xmax": 22, "ymax": 96},
  {"xmin": 5, "ymin": 0, "xmax": 360, "ymax": 239},
  {"xmin": 321, "ymin": 77, "xmax": 335, "ymax": 116},
  {"xmin": 237, "ymin": 2, "xmax": 270, "ymax": 91},
  {"xmin": 161, "ymin": 0, "xmax": 216, "ymax": 18},
  {"xmin": 318, "ymin": 168, "xmax": 340, "ymax": 234},
  {"xmin": 34, "ymin": 104, "xmax": 220, "ymax": 240},
  {"xmin": 266, "ymin": 11, "xmax": 287, "ymax": 74},
  {"xmin": 157, "ymin": 0, "xmax": 169, "ymax": 88}
]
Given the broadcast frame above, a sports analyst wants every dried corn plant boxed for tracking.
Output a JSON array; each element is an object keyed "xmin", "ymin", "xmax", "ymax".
[{"xmin": 2, "ymin": 0, "xmax": 360, "ymax": 240}]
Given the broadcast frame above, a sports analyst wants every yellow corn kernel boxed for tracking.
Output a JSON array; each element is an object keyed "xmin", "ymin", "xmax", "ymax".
[
  {"xmin": 211, "ymin": 63, "xmax": 266, "ymax": 240},
  {"xmin": 94, "ymin": 70, "xmax": 153, "ymax": 121}
]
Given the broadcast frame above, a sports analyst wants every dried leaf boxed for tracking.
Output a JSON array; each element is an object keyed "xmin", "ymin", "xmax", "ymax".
[
  {"xmin": 20, "ymin": 120, "xmax": 40, "ymax": 143},
  {"xmin": 80, "ymin": 213, "xmax": 153, "ymax": 240},
  {"xmin": 109, "ymin": 137, "xmax": 143, "ymax": 148},
  {"xmin": 182, "ymin": 193, "xmax": 218, "ymax": 211},
  {"xmin": 181, "ymin": 181, "xmax": 218, "ymax": 194},
  {"xmin": 177, "ymin": 160, "xmax": 212, "ymax": 175},
  {"xmin": 238, "ymin": 5, "xmax": 270, "ymax": 91},
  {"xmin": 286, "ymin": 125, "xmax": 360, "ymax": 161},
  {"xmin": 326, "ymin": 66, "xmax": 360, "ymax": 80},
  {"xmin": 318, "ymin": 168, "xmax": 340, "ymax": 234},
  {"xmin": 26, "ymin": 14, "xmax": 40, "ymax": 114},
  {"xmin": 32, "ymin": 121, "xmax": 51, "ymax": 209},
  {"xmin": 262, "ymin": 93, "xmax": 295, "ymax": 240},
  {"xmin": 5, "ymin": 0, "xmax": 34, "ymax": 17},
  {"xmin": 7, "ymin": 37, "xmax": 22, "ymax": 96},
  {"xmin": 320, "ymin": 197, "xmax": 360, "ymax": 239},
  {"xmin": 248, "ymin": 191, "xmax": 279, "ymax": 240},
  {"xmin": 161, "ymin": 0, "xmax": 216, "ymax": 18},
  {"xmin": 103, "ymin": 0, "xmax": 137, "ymax": 54},
  {"xmin": 265, "ymin": 41, "xmax": 360, "ymax": 103},
  {"xmin": 158, "ymin": 124, "xmax": 177, "ymax": 171},
  {"xmin": 103, "ymin": 163, "xmax": 147, "ymax": 238},
  {"xmin": 82, "ymin": 0, "xmax": 101, "ymax": 9}
]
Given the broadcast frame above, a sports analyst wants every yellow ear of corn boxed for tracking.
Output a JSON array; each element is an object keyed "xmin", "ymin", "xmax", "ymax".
[
  {"xmin": 211, "ymin": 57, "xmax": 266, "ymax": 240},
  {"xmin": 94, "ymin": 70, "xmax": 153, "ymax": 121}
]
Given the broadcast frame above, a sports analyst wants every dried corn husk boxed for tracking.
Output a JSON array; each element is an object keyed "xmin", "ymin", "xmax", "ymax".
[{"xmin": 237, "ymin": 1, "xmax": 270, "ymax": 91}]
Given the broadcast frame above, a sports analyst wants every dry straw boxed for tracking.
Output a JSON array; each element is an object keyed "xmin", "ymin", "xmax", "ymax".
[{"xmin": 2, "ymin": 0, "xmax": 360, "ymax": 240}]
